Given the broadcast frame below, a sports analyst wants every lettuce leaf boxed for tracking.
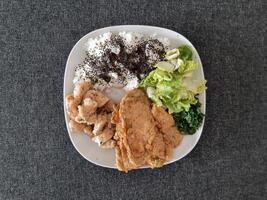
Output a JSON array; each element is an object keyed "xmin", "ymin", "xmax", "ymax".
[
  {"xmin": 139, "ymin": 68, "xmax": 201, "ymax": 113},
  {"xmin": 139, "ymin": 45, "xmax": 206, "ymax": 115},
  {"xmin": 183, "ymin": 79, "xmax": 207, "ymax": 94},
  {"xmin": 178, "ymin": 45, "xmax": 193, "ymax": 61},
  {"xmin": 178, "ymin": 60, "xmax": 197, "ymax": 75}
]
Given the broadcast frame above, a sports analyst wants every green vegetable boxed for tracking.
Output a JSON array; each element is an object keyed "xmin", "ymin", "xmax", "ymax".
[
  {"xmin": 139, "ymin": 45, "xmax": 206, "ymax": 134},
  {"xmin": 183, "ymin": 79, "xmax": 207, "ymax": 94},
  {"xmin": 172, "ymin": 99, "xmax": 204, "ymax": 135},
  {"xmin": 139, "ymin": 68, "xmax": 197, "ymax": 113},
  {"xmin": 178, "ymin": 60, "xmax": 197, "ymax": 75},
  {"xmin": 178, "ymin": 45, "xmax": 193, "ymax": 61},
  {"xmin": 165, "ymin": 48, "xmax": 180, "ymax": 60},
  {"xmin": 154, "ymin": 61, "xmax": 176, "ymax": 72}
]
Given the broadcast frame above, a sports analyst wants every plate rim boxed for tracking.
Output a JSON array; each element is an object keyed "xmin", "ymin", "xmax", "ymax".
[{"xmin": 63, "ymin": 25, "xmax": 206, "ymax": 169}]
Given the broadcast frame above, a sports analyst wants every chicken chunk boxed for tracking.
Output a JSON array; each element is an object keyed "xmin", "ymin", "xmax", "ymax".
[
  {"xmin": 66, "ymin": 95, "xmax": 79, "ymax": 120},
  {"xmin": 69, "ymin": 120, "xmax": 87, "ymax": 133},
  {"xmin": 84, "ymin": 113, "xmax": 98, "ymax": 125},
  {"xmin": 66, "ymin": 82, "xmax": 116, "ymax": 150},
  {"xmin": 84, "ymin": 90, "xmax": 109, "ymax": 107},
  {"xmin": 83, "ymin": 126, "xmax": 93, "ymax": 137},
  {"xmin": 77, "ymin": 98, "xmax": 98, "ymax": 122},
  {"xmin": 75, "ymin": 115, "xmax": 87, "ymax": 124},
  {"xmin": 92, "ymin": 113, "xmax": 109, "ymax": 135},
  {"xmin": 92, "ymin": 128, "xmax": 114, "ymax": 145},
  {"xmin": 73, "ymin": 81, "xmax": 92, "ymax": 103}
]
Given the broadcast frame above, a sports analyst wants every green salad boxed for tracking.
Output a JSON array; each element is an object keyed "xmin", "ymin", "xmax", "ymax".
[{"xmin": 139, "ymin": 45, "xmax": 206, "ymax": 135}]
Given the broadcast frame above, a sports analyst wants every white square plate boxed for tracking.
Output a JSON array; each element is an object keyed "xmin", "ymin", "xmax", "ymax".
[{"xmin": 63, "ymin": 25, "xmax": 206, "ymax": 169}]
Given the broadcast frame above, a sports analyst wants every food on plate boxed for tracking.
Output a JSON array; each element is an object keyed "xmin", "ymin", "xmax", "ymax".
[
  {"xmin": 65, "ymin": 31, "xmax": 207, "ymax": 171},
  {"xmin": 112, "ymin": 89, "xmax": 182, "ymax": 172},
  {"xmin": 66, "ymin": 81, "xmax": 116, "ymax": 148},
  {"xmin": 73, "ymin": 32, "xmax": 169, "ymax": 91},
  {"xmin": 139, "ymin": 45, "xmax": 206, "ymax": 134},
  {"xmin": 172, "ymin": 99, "xmax": 204, "ymax": 135}
]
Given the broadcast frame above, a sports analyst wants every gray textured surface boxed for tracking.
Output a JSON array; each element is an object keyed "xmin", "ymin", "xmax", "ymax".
[{"xmin": 0, "ymin": 0, "xmax": 266, "ymax": 199}]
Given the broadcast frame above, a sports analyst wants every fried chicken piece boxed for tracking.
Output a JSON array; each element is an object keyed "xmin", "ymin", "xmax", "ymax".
[
  {"xmin": 113, "ymin": 89, "xmax": 159, "ymax": 171},
  {"xmin": 69, "ymin": 119, "xmax": 87, "ymax": 132},
  {"xmin": 121, "ymin": 89, "xmax": 158, "ymax": 166},
  {"xmin": 151, "ymin": 104, "xmax": 183, "ymax": 159},
  {"xmin": 113, "ymin": 89, "xmax": 183, "ymax": 172},
  {"xmin": 80, "ymin": 113, "xmax": 97, "ymax": 125},
  {"xmin": 75, "ymin": 115, "xmax": 87, "ymax": 124},
  {"xmin": 112, "ymin": 105, "xmax": 136, "ymax": 171},
  {"xmin": 92, "ymin": 127, "xmax": 114, "ymax": 145},
  {"xmin": 151, "ymin": 104, "xmax": 175, "ymax": 129},
  {"xmin": 115, "ymin": 145, "xmax": 135, "ymax": 172},
  {"xmin": 67, "ymin": 84, "xmax": 116, "ymax": 148},
  {"xmin": 66, "ymin": 95, "xmax": 79, "ymax": 120},
  {"xmin": 111, "ymin": 105, "xmax": 120, "ymax": 125},
  {"xmin": 73, "ymin": 81, "xmax": 92, "ymax": 103},
  {"xmin": 151, "ymin": 104, "xmax": 183, "ymax": 146},
  {"xmin": 90, "ymin": 112, "xmax": 107, "ymax": 135},
  {"xmin": 84, "ymin": 90, "xmax": 109, "ymax": 107},
  {"xmin": 83, "ymin": 126, "xmax": 93, "ymax": 137},
  {"xmin": 149, "ymin": 133, "xmax": 166, "ymax": 160},
  {"xmin": 77, "ymin": 98, "xmax": 98, "ymax": 122}
]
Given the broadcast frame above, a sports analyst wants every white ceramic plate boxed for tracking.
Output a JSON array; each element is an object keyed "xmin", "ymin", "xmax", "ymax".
[{"xmin": 64, "ymin": 25, "xmax": 206, "ymax": 169}]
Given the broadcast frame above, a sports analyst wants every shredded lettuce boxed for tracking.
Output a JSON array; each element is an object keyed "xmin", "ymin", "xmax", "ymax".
[
  {"xmin": 154, "ymin": 61, "xmax": 176, "ymax": 72},
  {"xmin": 139, "ymin": 45, "xmax": 206, "ymax": 114},
  {"xmin": 139, "ymin": 68, "xmax": 199, "ymax": 113},
  {"xmin": 183, "ymin": 79, "xmax": 207, "ymax": 94},
  {"xmin": 178, "ymin": 60, "xmax": 197, "ymax": 75}
]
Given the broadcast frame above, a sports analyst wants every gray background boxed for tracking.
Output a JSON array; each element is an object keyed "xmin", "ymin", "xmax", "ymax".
[{"xmin": 0, "ymin": 0, "xmax": 266, "ymax": 199}]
